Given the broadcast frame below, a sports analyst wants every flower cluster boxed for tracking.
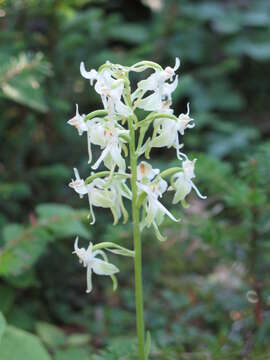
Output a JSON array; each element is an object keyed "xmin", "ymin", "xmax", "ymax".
[{"xmin": 68, "ymin": 58, "xmax": 206, "ymax": 292}]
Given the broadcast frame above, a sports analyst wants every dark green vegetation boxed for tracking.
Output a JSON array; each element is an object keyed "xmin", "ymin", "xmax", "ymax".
[{"xmin": 1, "ymin": 0, "xmax": 270, "ymax": 358}]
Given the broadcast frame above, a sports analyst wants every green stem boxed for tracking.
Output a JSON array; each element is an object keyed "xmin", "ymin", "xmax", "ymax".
[
  {"xmin": 160, "ymin": 166, "xmax": 182, "ymax": 179},
  {"xmin": 136, "ymin": 112, "xmax": 178, "ymax": 129},
  {"xmin": 84, "ymin": 109, "xmax": 108, "ymax": 122},
  {"xmin": 128, "ymin": 116, "xmax": 145, "ymax": 360},
  {"xmin": 85, "ymin": 171, "xmax": 130, "ymax": 185},
  {"xmin": 93, "ymin": 242, "xmax": 134, "ymax": 257}
]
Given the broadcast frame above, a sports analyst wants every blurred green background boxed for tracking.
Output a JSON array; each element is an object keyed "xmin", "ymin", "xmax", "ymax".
[{"xmin": 0, "ymin": 0, "xmax": 270, "ymax": 359}]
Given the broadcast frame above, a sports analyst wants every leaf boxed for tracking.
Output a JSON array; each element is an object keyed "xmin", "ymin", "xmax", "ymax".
[
  {"xmin": 8, "ymin": 307, "xmax": 36, "ymax": 331},
  {"xmin": 54, "ymin": 348, "xmax": 90, "ymax": 360},
  {"xmin": 144, "ymin": 331, "xmax": 151, "ymax": 359},
  {"xmin": 0, "ymin": 311, "xmax": 6, "ymax": 343},
  {"xmin": 0, "ymin": 53, "xmax": 51, "ymax": 112},
  {"xmin": 91, "ymin": 337, "xmax": 137, "ymax": 359},
  {"xmin": 109, "ymin": 23, "xmax": 149, "ymax": 44},
  {"xmin": 36, "ymin": 203, "xmax": 89, "ymax": 239},
  {"xmin": 0, "ymin": 182, "xmax": 31, "ymax": 201},
  {"xmin": 6, "ymin": 269, "xmax": 39, "ymax": 289},
  {"xmin": 182, "ymin": 2, "xmax": 224, "ymax": 21},
  {"xmin": 0, "ymin": 204, "xmax": 89, "ymax": 277},
  {"xmin": 36, "ymin": 203, "xmax": 76, "ymax": 218},
  {"xmin": 3, "ymin": 224, "xmax": 24, "ymax": 244},
  {"xmin": 0, "ymin": 325, "xmax": 52, "ymax": 360},
  {"xmin": 36, "ymin": 322, "xmax": 66, "ymax": 349},
  {"xmin": 0, "ymin": 227, "xmax": 50, "ymax": 276},
  {"xmin": 65, "ymin": 333, "xmax": 91, "ymax": 347},
  {"xmin": 225, "ymin": 37, "xmax": 270, "ymax": 60},
  {"xmin": 2, "ymin": 82, "xmax": 48, "ymax": 113},
  {"xmin": 0, "ymin": 285, "xmax": 15, "ymax": 314},
  {"xmin": 34, "ymin": 164, "xmax": 70, "ymax": 182}
]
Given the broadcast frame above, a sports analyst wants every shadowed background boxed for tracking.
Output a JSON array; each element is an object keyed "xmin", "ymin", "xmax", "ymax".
[{"xmin": 0, "ymin": 0, "xmax": 270, "ymax": 359}]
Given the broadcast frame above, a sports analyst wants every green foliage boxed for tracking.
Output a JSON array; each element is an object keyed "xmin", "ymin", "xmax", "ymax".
[
  {"xmin": 0, "ymin": 204, "xmax": 89, "ymax": 278},
  {"xmin": 0, "ymin": 311, "xmax": 6, "ymax": 342},
  {"xmin": 54, "ymin": 348, "xmax": 90, "ymax": 360},
  {"xmin": 1, "ymin": 0, "xmax": 270, "ymax": 358},
  {"xmin": 0, "ymin": 325, "xmax": 52, "ymax": 360},
  {"xmin": 36, "ymin": 322, "xmax": 67, "ymax": 349},
  {"xmin": 0, "ymin": 53, "xmax": 51, "ymax": 112}
]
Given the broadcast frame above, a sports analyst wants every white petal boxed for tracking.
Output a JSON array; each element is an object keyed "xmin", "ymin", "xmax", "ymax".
[
  {"xmin": 151, "ymin": 119, "xmax": 177, "ymax": 148},
  {"xmin": 163, "ymin": 75, "xmax": 178, "ymax": 97},
  {"xmin": 186, "ymin": 102, "xmax": 190, "ymax": 115},
  {"xmin": 87, "ymin": 131, "xmax": 92, "ymax": 164},
  {"xmin": 138, "ymin": 72, "xmax": 160, "ymax": 91},
  {"xmin": 69, "ymin": 179, "xmax": 88, "ymax": 196},
  {"xmin": 174, "ymin": 57, "xmax": 180, "ymax": 71},
  {"xmin": 92, "ymin": 145, "xmax": 111, "ymax": 170},
  {"xmin": 155, "ymin": 199, "xmax": 178, "ymax": 222},
  {"xmin": 86, "ymin": 266, "xmax": 93, "ymax": 293},
  {"xmin": 92, "ymin": 258, "xmax": 119, "ymax": 275},
  {"xmin": 86, "ymin": 242, "xmax": 93, "ymax": 253},
  {"xmin": 74, "ymin": 236, "xmax": 79, "ymax": 253},
  {"xmin": 183, "ymin": 159, "xmax": 196, "ymax": 179},
  {"xmin": 80, "ymin": 62, "xmax": 98, "ymax": 84},
  {"xmin": 145, "ymin": 198, "xmax": 158, "ymax": 227},
  {"xmin": 172, "ymin": 176, "xmax": 192, "ymax": 203},
  {"xmin": 110, "ymin": 145, "xmax": 125, "ymax": 171},
  {"xmin": 191, "ymin": 181, "xmax": 207, "ymax": 199},
  {"xmin": 137, "ymin": 91, "xmax": 163, "ymax": 112},
  {"xmin": 74, "ymin": 167, "xmax": 80, "ymax": 180},
  {"xmin": 137, "ymin": 161, "xmax": 159, "ymax": 181},
  {"xmin": 87, "ymin": 193, "xmax": 96, "ymax": 225},
  {"xmin": 137, "ymin": 182, "xmax": 153, "ymax": 196},
  {"xmin": 90, "ymin": 189, "xmax": 114, "ymax": 208},
  {"xmin": 114, "ymin": 99, "xmax": 132, "ymax": 116},
  {"xmin": 67, "ymin": 104, "xmax": 87, "ymax": 135},
  {"xmin": 158, "ymin": 178, "xmax": 168, "ymax": 195}
]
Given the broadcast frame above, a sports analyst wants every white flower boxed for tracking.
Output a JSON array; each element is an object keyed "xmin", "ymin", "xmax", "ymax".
[
  {"xmin": 137, "ymin": 161, "xmax": 160, "ymax": 181},
  {"xmin": 151, "ymin": 117, "xmax": 179, "ymax": 148},
  {"xmin": 103, "ymin": 175, "xmax": 132, "ymax": 225},
  {"xmin": 68, "ymin": 167, "xmax": 88, "ymax": 198},
  {"xmin": 69, "ymin": 168, "xmax": 130, "ymax": 225},
  {"xmin": 172, "ymin": 159, "xmax": 206, "ymax": 203},
  {"xmin": 136, "ymin": 162, "xmax": 178, "ymax": 240},
  {"xmin": 67, "ymin": 104, "xmax": 87, "ymax": 136},
  {"xmin": 73, "ymin": 237, "xmax": 119, "ymax": 293},
  {"xmin": 177, "ymin": 103, "xmax": 195, "ymax": 135},
  {"xmin": 88, "ymin": 121, "xmax": 129, "ymax": 171},
  {"xmin": 80, "ymin": 62, "xmax": 131, "ymax": 117},
  {"xmin": 69, "ymin": 168, "xmax": 114, "ymax": 224},
  {"xmin": 151, "ymin": 103, "xmax": 195, "ymax": 159},
  {"xmin": 134, "ymin": 58, "xmax": 180, "ymax": 112},
  {"xmin": 138, "ymin": 178, "xmax": 177, "ymax": 226}
]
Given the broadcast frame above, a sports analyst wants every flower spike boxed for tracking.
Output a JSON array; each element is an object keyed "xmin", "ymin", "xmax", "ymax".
[{"xmin": 68, "ymin": 58, "xmax": 206, "ymax": 297}]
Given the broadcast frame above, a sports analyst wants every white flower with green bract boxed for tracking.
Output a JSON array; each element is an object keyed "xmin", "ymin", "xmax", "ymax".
[
  {"xmin": 68, "ymin": 57, "xmax": 206, "ymax": 360},
  {"xmin": 69, "ymin": 168, "xmax": 130, "ymax": 225},
  {"xmin": 73, "ymin": 237, "xmax": 119, "ymax": 293},
  {"xmin": 171, "ymin": 159, "xmax": 207, "ymax": 204}
]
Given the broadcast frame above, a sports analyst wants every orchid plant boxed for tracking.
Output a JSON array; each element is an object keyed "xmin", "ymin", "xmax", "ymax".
[{"xmin": 68, "ymin": 58, "xmax": 206, "ymax": 359}]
